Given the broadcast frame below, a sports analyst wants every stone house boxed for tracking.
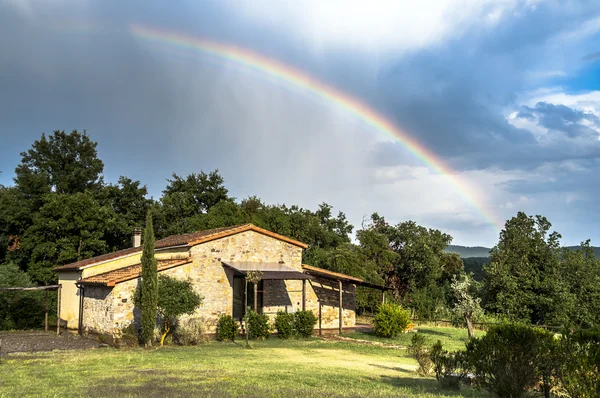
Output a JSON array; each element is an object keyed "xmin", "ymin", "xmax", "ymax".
[{"xmin": 54, "ymin": 224, "xmax": 382, "ymax": 336}]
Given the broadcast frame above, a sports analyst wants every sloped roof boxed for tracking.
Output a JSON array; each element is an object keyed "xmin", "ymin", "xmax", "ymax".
[
  {"xmin": 78, "ymin": 259, "xmax": 191, "ymax": 286},
  {"xmin": 54, "ymin": 224, "xmax": 308, "ymax": 272}
]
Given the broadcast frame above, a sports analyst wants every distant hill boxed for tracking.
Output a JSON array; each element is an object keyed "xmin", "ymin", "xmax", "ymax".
[
  {"xmin": 447, "ymin": 245, "xmax": 600, "ymax": 281},
  {"xmin": 446, "ymin": 245, "xmax": 491, "ymax": 258},
  {"xmin": 447, "ymin": 245, "xmax": 600, "ymax": 258}
]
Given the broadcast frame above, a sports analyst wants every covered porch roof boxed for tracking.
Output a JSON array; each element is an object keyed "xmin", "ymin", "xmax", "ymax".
[{"xmin": 222, "ymin": 261, "xmax": 313, "ymax": 280}]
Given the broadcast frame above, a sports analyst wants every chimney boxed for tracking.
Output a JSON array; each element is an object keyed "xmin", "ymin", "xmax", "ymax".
[{"xmin": 133, "ymin": 227, "xmax": 142, "ymax": 248}]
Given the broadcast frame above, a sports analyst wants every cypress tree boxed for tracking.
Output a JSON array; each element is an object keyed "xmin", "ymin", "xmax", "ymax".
[{"xmin": 141, "ymin": 211, "xmax": 158, "ymax": 347}]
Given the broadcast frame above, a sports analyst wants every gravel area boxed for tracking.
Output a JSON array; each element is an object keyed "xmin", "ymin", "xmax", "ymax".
[{"xmin": 0, "ymin": 331, "xmax": 100, "ymax": 355}]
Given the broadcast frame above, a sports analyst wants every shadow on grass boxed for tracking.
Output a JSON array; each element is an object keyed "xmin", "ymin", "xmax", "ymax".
[
  {"xmin": 369, "ymin": 363, "xmax": 414, "ymax": 374},
  {"xmin": 412, "ymin": 329, "xmax": 453, "ymax": 338},
  {"xmin": 86, "ymin": 372, "xmax": 351, "ymax": 398},
  {"xmin": 380, "ymin": 375, "xmax": 466, "ymax": 396}
]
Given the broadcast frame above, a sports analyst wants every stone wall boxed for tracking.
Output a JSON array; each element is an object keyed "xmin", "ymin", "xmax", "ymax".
[
  {"xmin": 305, "ymin": 276, "xmax": 356, "ymax": 329},
  {"xmin": 82, "ymin": 285, "xmax": 114, "ymax": 334}
]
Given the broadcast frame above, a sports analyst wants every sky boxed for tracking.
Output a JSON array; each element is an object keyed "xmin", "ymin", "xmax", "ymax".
[{"xmin": 1, "ymin": 0, "xmax": 600, "ymax": 247}]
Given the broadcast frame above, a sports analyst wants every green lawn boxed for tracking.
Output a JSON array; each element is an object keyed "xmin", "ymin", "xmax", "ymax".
[
  {"xmin": 343, "ymin": 325, "xmax": 484, "ymax": 352},
  {"xmin": 0, "ymin": 336, "xmax": 489, "ymax": 397}
]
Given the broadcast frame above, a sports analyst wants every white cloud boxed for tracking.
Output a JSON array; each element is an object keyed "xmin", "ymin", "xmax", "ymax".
[{"xmin": 228, "ymin": 0, "xmax": 521, "ymax": 53}]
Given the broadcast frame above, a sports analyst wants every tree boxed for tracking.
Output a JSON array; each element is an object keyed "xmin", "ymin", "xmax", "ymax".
[
  {"xmin": 97, "ymin": 176, "xmax": 153, "ymax": 250},
  {"xmin": 361, "ymin": 214, "xmax": 453, "ymax": 313},
  {"xmin": 482, "ymin": 212, "xmax": 562, "ymax": 324},
  {"xmin": 159, "ymin": 170, "xmax": 230, "ymax": 236},
  {"xmin": 451, "ymin": 274, "xmax": 482, "ymax": 338},
  {"xmin": 14, "ymin": 130, "xmax": 104, "ymax": 200},
  {"xmin": 556, "ymin": 241, "xmax": 600, "ymax": 328},
  {"xmin": 141, "ymin": 211, "xmax": 158, "ymax": 348},
  {"xmin": 20, "ymin": 192, "xmax": 114, "ymax": 284},
  {"xmin": 156, "ymin": 275, "xmax": 203, "ymax": 346}
]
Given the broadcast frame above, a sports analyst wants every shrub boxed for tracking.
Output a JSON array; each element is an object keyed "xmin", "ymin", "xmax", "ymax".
[
  {"xmin": 294, "ymin": 310, "xmax": 317, "ymax": 338},
  {"xmin": 274, "ymin": 311, "xmax": 295, "ymax": 339},
  {"xmin": 430, "ymin": 340, "xmax": 469, "ymax": 390},
  {"xmin": 465, "ymin": 323, "xmax": 555, "ymax": 398},
  {"xmin": 114, "ymin": 324, "xmax": 140, "ymax": 348},
  {"xmin": 373, "ymin": 303, "xmax": 410, "ymax": 338},
  {"xmin": 174, "ymin": 317, "xmax": 206, "ymax": 345},
  {"xmin": 555, "ymin": 327, "xmax": 600, "ymax": 397},
  {"xmin": 217, "ymin": 314, "xmax": 239, "ymax": 341},
  {"xmin": 247, "ymin": 309, "xmax": 271, "ymax": 340},
  {"xmin": 410, "ymin": 333, "xmax": 433, "ymax": 376}
]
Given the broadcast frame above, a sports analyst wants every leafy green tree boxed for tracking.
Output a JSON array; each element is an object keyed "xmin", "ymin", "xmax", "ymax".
[
  {"xmin": 482, "ymin": 212, "xmax": 562, "ymax": 324},
  {"xmin": 159, "ymin": 170, "xmax": 230, "ymax": 236},
  {"xmin": 97, "ymin": 176, "xmax": 153, "ymax": 250},
  {"xmin": 451, "ymin": 274, "xmax": 482, "ymax": 338},
  {"xmin": 14, "ymin": 130, "xmax": 104, "ymax": 201},
  {"xmin": 156, "ymin": 275, "xmax": 203, "ymax": 346},
  {"xmin": 360, "ymin": 214, "xmax": 453, "ymax": 316},
  {"xmin": 556, "ymin": 241, "xmax": 600, "ymax": 328},
  {"xmin": 141, "ymin": 211, "xmax": 158, "ymax": 348},
  {"xmin": 20, "ymin": 192, "xmax": 114, "ymax": 284}
]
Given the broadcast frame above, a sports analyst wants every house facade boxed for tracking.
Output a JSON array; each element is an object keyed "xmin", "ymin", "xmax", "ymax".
[{"xmin": 54, "ymin": 224, "xmax": 366, "ymax": 336}]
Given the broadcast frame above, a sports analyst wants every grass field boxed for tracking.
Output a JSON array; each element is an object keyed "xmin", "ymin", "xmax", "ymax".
[
  {"xmin": 0, "ymin": 329, "xmax": 489, "ymax": 397},
  {"xmin": 343, "ymin": 325, "xmax": 483, "ymax": 352}
]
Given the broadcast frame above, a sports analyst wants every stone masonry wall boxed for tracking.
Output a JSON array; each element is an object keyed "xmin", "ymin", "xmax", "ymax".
[
  {"xmin": 82, "ymin": 285, "xmax": 114, "ymax": 334},
  {"xmin": 305, "ymin": 276, "xmax": 356, "ymax": 329}
]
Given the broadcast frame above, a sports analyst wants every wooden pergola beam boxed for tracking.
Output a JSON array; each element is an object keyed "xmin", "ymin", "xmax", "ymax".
[{"xmin": 0, "ymin": 284, "xmax": 62, "ymax": 335}]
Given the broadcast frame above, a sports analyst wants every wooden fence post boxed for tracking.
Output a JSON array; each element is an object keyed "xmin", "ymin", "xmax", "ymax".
[
  {"xmin": 44, "ymin": 289, "xmax": 49, "ymax": 332},
  {"xmin": 56, "ymin": 285, "xmax": 62, "ymax": 336}
]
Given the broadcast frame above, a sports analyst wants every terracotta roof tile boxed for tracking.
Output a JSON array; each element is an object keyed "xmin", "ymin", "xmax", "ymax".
[
  {"xmin": 54, "ymin": 224, "xmax": 308, "ymax": 272},
  {"xmin": 79, "ymin": 259, "xmax": 191, "ymax": 286}
]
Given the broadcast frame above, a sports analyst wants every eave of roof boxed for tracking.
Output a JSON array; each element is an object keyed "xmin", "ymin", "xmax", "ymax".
[
  {"xmin": 78, "ymin": 259, "xmax": 192, "ymax": 286},
  {"xmin": 54, "ymin": 224, "xmax": 308, "ymax": 272}
]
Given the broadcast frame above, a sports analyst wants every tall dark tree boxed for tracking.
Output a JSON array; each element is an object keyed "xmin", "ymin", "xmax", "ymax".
[
  {"xmin": 482, "ymin": 212, "xmax": 562, "ymax": 324},
  {"xmin": 141, "ymin": 211, "xmax": 158, "ymax": 347},
  {"xmin": 14, "ymin": 130, "xmax": 104, "ymax": 200},
  {"xmin": 20, "ymin": 192, "xmax": 114, "ymax": 284},
  {"xmin": 97, "ymin": 176, "xmax": 153, "ymax": 250}
]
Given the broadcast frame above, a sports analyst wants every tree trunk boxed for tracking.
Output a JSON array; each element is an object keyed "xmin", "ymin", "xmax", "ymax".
[
  {"xmin": 160, "ymin": 318, "xmax": 171, "ymax": 346},
  {"xmin": 465, "ymin": 314, "xmax": 475, "ymax": 339}
]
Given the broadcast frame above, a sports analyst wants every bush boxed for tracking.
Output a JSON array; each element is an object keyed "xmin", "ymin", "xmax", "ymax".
[
  {"xmin": 373, "ymin": 303, "xmax": 410, "ymax": 338},
  {"xmin": 174, "ymin": 317, "xmax": 206, "ymax": 345},
  {"xmin": 217, "ymin": 314, "xmax": 239, "ymax": 342},
  {"xmin": 0, "ymin": 263, "xmax": 46, "ymax": 330},
  {"xmin": 465, "ymin": 323, "xmax": 555, "ymax": 398},
  {"xmin": 247, "ymin": 309, "xmax": 271, "ymax": 340},
  {"xmin": 410, "ymin": 333, "xmax": 433, "ymax": 376},
  {"xmin": 431, "ymin": 340, "xmax": 469, "ymax": 390},
  {"xmin": 274, "ymin": 311, "xmax": 295, "ymax": 339},
  {"xmin": 555, "ymin": 327, "xmax": 600, "ymax": 397},
  {"xmin": 113, "ymin": 324, "xmax": 140, "ymax": 348},
  {"xmin": 294, "ymin": 310, "xmax": 317, "ymax": 338}
]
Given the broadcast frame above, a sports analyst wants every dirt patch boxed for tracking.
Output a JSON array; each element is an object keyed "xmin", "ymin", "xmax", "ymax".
[{"xmin": 0, "ymin": 331, "xmax": 100, "ymax": 355}]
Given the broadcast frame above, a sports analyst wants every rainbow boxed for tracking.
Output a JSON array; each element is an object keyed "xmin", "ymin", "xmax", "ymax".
[{"xmin": 130, "ymin": 24, "xmax": 502, "ymax": 230}]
